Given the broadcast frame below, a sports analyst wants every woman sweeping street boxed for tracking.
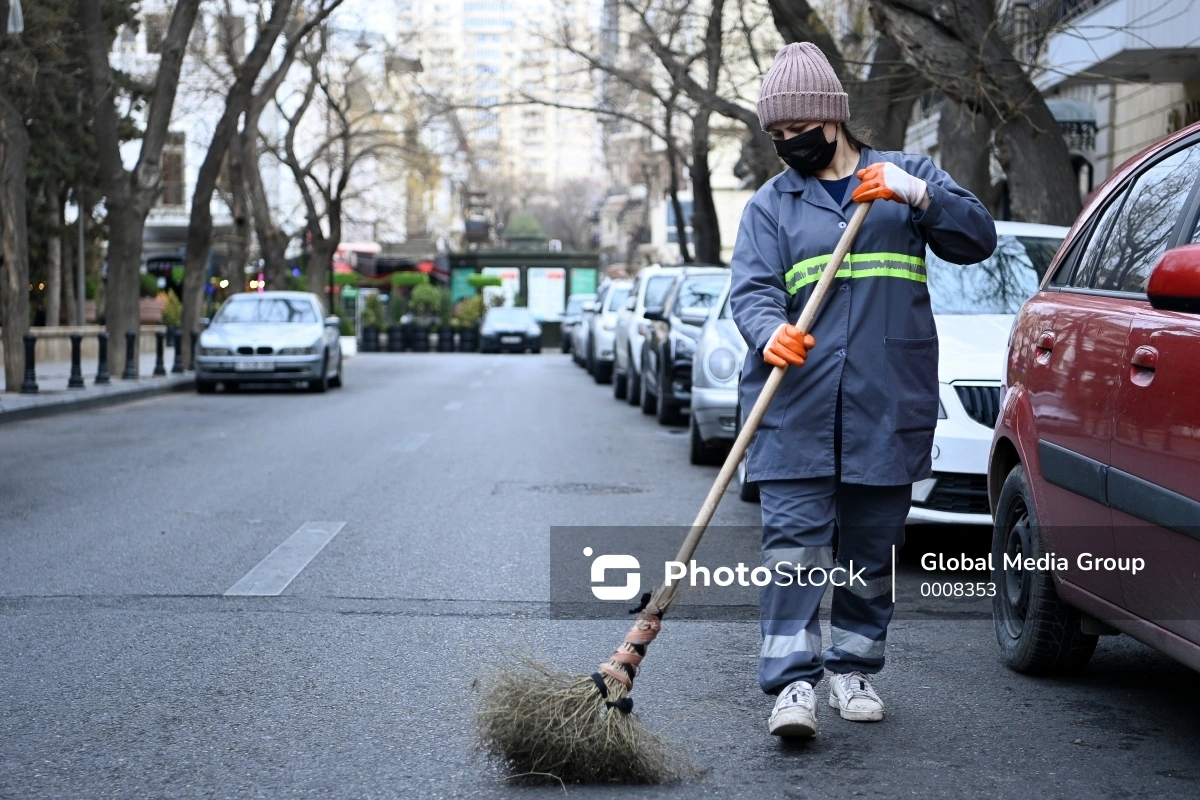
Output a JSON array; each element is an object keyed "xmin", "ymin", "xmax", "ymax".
[{"xmin": 730, "ymin": 42, "xmax": 997, "ymax": 738}]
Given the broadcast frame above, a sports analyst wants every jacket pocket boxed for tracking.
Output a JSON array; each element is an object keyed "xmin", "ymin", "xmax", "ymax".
[{"xmin": 884, "ymin": 335, "xmax": 939, "ymax": 432}]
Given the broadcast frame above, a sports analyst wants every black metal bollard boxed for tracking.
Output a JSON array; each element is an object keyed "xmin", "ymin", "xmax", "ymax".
[
  {"xmin": 171, "ymin": 331, "xmax": 184, "ymax": 373},
  {"xmin": 189, "ymin": 330, "xmax": 198, "ymax": 371},
  {"xmin": 153, "ymin": 331, "xmax": 167, "ymax": 376},
  {"xmin": 68, "ymin": 333, "xmax": 85, "ymax": 388},
  {"xmin": 122, "ymin": 331, "xmax": 138, "ymax": 380},
  {"xmin": 95, "ymin": 332, "xmax": 111, "ymax": 384},
  {"xmin": 19, "ymin": 332, "xmax": 38, "ymax": 393}
]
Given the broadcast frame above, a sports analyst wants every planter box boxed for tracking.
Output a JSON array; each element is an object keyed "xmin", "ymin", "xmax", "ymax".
[{"xmin": 339, "ymin": 336, "xmax": 358, "ymax": 358}]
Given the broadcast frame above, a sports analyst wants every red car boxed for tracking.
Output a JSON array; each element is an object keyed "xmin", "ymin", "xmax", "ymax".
[{"xmin": 989, "ymin": 120, "xmax": 1200, "ymax": 674}]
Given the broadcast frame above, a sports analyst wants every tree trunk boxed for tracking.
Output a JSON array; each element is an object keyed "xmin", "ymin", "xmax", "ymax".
[
  {"xmin": 0, "ymin": 92, "xmax": 30, "ymax": 390},
  {"xmin": 242, "ymin": 134, "xmax": 290, "ymax": 289},
  {"xmin": 306, "ymin": 236, "xmax": 335, "ymax": 310},
  {"xmin": 666, "ymin": 149, "xmax": 691, "ymax": 263},
  {"xmin": 855, "ymin": 37, "xmax": 926, "ymax": 151},
  {"xmin": 224, "ymin": 145, "xmax": 250, "ymax": 296},
  {"xmin": 870, "ymin": 0, "xmax": 1082, "ymax": 225},
  {"xmin": 690, "ymin": 111, "xmax": 722, "ymax": 265},
  {"xmin": 46, "ymin": 187, "xmax": 63, "ymax": 327},
  {"xmin": 104, "ymin": 202, "xmax": 145, "ymax": 377},
  {"xmin": 62, "ymin": 227, "xmax": 77, "ymax": 329},
  {"xmin": 938, "ymin": 97, "xmax": 997, "ymax": 213}
]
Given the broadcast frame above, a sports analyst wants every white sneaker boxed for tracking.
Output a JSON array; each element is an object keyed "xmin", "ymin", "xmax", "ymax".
[
  {"xmin": 768, "ymin": 680, "xmax": 818, "ymax": 738},
  {"xmin": 828, "ymin": 671, "xmax": 884, "ymax": 722}
]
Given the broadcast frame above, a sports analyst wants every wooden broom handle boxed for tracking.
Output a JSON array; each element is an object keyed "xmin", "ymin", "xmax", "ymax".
[{"xmin": 654, "ymin": 200, "xmax": 872, "ymax": 612}]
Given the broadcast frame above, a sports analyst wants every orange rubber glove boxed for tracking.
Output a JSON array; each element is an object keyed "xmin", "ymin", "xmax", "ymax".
[
  {"xmin": 851, "ymin": 162, "xmax": 929, "ymax": 207},
  {"xmin": 763, "ymin": 323, "xmax": 816, "ymax": 368}
]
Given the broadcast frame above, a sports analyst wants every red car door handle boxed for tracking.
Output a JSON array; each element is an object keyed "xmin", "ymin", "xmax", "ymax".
[
  {"xmin": 1131, "ymin": 346, "xmax": 1158, "ymax": 370},
  {"xmin": 1034, "ymin": 331, "xmax": 1055, "ymax": 364},
  {"xmin": 1129, "ymin": 345, "xmax": 1158, "ymax": 386}
]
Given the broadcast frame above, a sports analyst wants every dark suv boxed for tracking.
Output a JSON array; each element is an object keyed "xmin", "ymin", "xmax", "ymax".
[{"xmin": 639, "ymin": 267, "xmax": 729, "ymax": 425}]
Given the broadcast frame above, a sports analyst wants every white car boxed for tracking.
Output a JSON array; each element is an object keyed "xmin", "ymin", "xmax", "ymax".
[
  {"xmin": 735, "ymin": 221, "xmax": 1069, "ymax": 525},
  {"xmin": 195, "ymin": 291, "xmax": 344, "ymax": 393},
  {"xmin": 586, "ymin": 279, "xmax": 632, "ymax": 383},
  {"xmin": 690, "ymin": 288, "xmax": 747, "ymax": 464},
  {"xmin": 612, "ymin": 265, "xmax": 683, "ymax": 403}
]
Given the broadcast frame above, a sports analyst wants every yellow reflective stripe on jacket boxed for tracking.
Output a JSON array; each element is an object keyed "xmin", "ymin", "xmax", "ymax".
[{"xmin": 784, "ymin": 252, "xmax": 927, "ymax": 294}]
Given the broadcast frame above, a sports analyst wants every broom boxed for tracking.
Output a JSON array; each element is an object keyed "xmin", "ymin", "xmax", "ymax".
[{"xmin": 475, "ymin": 201, "xmax": 874, "ymax": 783}]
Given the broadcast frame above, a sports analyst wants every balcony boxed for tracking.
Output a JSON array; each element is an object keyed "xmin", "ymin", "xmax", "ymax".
[{"xmin": 1036, "ymin": 0, "xmax": 1200, "ymax": 89}]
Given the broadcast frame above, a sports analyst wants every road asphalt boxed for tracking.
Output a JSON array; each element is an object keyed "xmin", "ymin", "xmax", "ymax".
[{"xmin": 2, "ymin": 353, "xmax": 1197, "ymax": 798}]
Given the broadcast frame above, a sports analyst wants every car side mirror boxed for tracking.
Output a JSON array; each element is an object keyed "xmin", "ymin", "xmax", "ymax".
[
  {"xmin": 325, "ymin": 315, "xmax": 341, "ymax": 329},
  {"xmin": 199, "ymin": 317, "xmax": 210, "ymax": 329},
  {"xmin": 1147, "ymin": 244, "xmax": 1200, "ymax": 313},
  {"xmin": 680, "ymin": 313, "xmax": 708, "ymax": 327},
  {"xmin": 643, "ymin": 306, "xmax": 665, "ymax": 322}
]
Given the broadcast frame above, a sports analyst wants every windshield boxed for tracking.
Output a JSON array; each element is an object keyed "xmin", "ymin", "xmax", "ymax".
[
  {"xmin": 644, "ymin": 276, "xmax": 675, "ymax": 308},
  {"xmin": 674, "ymin": 275, "xmax": 728, "ymax": 313},
  {"xmin": 927, "ymin": 235, "xmax": 1064, "ymax": 314},
  {"xmin": 565, "ymin": 296, "xmax": 593, "ymax": 315},
  {"xmin": 486, "ymin": 307, "xmax": 536, "ymax": 324},
  {"xmin": 607, "ymin": 287, "xmax": 631, "ymax": 311},
  {"xmin": 214, "ymin": 297, "xmax": 319, "ymax": 324}
]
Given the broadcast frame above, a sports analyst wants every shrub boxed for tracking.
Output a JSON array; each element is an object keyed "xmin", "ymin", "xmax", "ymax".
[
  {"xmin": 339, "ymin": 316, "xmax": 355, "ymax": 336},
  {"xmin": 455, "ymin": 295, "xmax": 484, "ymax": 327},
  {"xmin": 160, "ymin": 290, "xmax": 182, "ymax": 327},
  {"xmin": 389, "ymin": 292, "xmax": 407, "ymax": 324},
  {"xmin": 140, "ymin": 272, "xmax": 161, "ymax": 298},
  {"xmin": 362, "ymin": 294, "xmax": 386, "ymax": 328},
  {"xmin": 409, "ymin": 283, "xmax": 442, "ymax": 318}
]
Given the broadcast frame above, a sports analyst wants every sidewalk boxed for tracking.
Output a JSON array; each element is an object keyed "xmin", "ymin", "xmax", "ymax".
[{"xmin": 0, "ymin": 353, "xmax": 193, "ymax": 424}]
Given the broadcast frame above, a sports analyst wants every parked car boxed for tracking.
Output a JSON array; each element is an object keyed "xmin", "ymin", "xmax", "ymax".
[
  {"xmin": 571, "ymin": 285, "xmax": 607, "ymax": 368},
  {"xmin": 586, "ymin": 279, "xmax": 632, "ymax": 384},
  {"xmin": 640, "ymin": 267, "xmax": 730, "ymax": 425},
  {"xmin": 195, "ymin": 291, "xmax": 343, "ymax": 393},
  {"xmin": 560, "ymin": 293, "xmax": 595, "ymax": 354},
  {"xmin": 909, "ymin": 220, "xmax": 1068, "ymax": 524},
  {"xmin": 730, "ymin": 220, "xmax": 1070, "ymax": 517},
  {"xmin": 690, "ymin": 290, "xmax": 746, "ymax": 465},
  {"xmin": 480, "ymin": 306, "xmax": 542, "ymax": 353},
  {"xmin": 613, "ymin": 265, "xmax": 684, "ymax": 403},
  {"xmin": 989, "ymin": 121, "xmax": 1200, "ymax": 675}
]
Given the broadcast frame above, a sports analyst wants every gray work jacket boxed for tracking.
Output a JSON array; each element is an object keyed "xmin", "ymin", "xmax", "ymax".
[{"xmin": 731, "ymin": 148, "xmax": 997, "ymax": 485}]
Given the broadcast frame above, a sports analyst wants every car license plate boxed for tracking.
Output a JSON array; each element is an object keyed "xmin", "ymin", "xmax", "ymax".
[
  {"xmin": 235, "ymin": 360, "xmax": 275, "ymax": 372},
  {"xmin": 501, "ymin": 336, "xmax": 522, "ymax": 344}
]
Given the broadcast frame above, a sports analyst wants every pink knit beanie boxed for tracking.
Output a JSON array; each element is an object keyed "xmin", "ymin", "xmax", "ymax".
[{"xmin": 757, "ymin": 42, "xmax": 850, "ymax": 130}]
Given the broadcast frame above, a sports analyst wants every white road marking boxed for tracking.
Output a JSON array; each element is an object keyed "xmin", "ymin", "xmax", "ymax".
[
  {"xmin": 393, "ymin": 433, "xmax": 431, "ymax": 452},
  {"xmin": 444, "ymin": 400, "xmax": 464, "ymax": 410},
  {"xmin": 224, "ymin": 521, "xmax": 347, "ymax": 596}
]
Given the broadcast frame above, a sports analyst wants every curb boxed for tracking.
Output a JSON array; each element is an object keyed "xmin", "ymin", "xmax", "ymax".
[{"xmin": 0, "ymin": 377, "xmax": 194, "ymax": 425}]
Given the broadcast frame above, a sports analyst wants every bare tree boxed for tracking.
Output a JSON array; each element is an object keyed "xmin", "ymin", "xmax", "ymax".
[
  {"xmin": 869, "ymin": 0, "xmax": 1081, "ymax": 224},
  {"xmin": 271, "ymin": 33, "xmax": 409, "ymax": 309},
  {"xmin": 0, "ymin": 0, "xmax": 30, "ymax": 388},
  {"xmin": 180, "ymin": 0, "xmax": 344, "ymax": 358},
  {"xmin": 80, "ymin": 0, "xmax": 202, "ymax": 378}
]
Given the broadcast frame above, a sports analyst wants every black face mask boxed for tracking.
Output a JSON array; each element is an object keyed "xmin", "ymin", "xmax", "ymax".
[{"xmin": 774, "ymin": 125, "xmax": 837, "ymax": 175}]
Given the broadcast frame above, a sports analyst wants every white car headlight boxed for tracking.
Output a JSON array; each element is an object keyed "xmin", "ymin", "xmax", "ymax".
[
  {"xmin": 279, "ymin": 345, "xmax": 319, "ymax": 355},
  {"xmin": 707, "ymin": 347, "xmax": 737, "ymax": 382}
]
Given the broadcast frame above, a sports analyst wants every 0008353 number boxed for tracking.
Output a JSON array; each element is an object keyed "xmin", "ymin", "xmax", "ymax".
[{"xmin": 920, "ymin": 582, "xmax": 996, "ymax": 597}]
